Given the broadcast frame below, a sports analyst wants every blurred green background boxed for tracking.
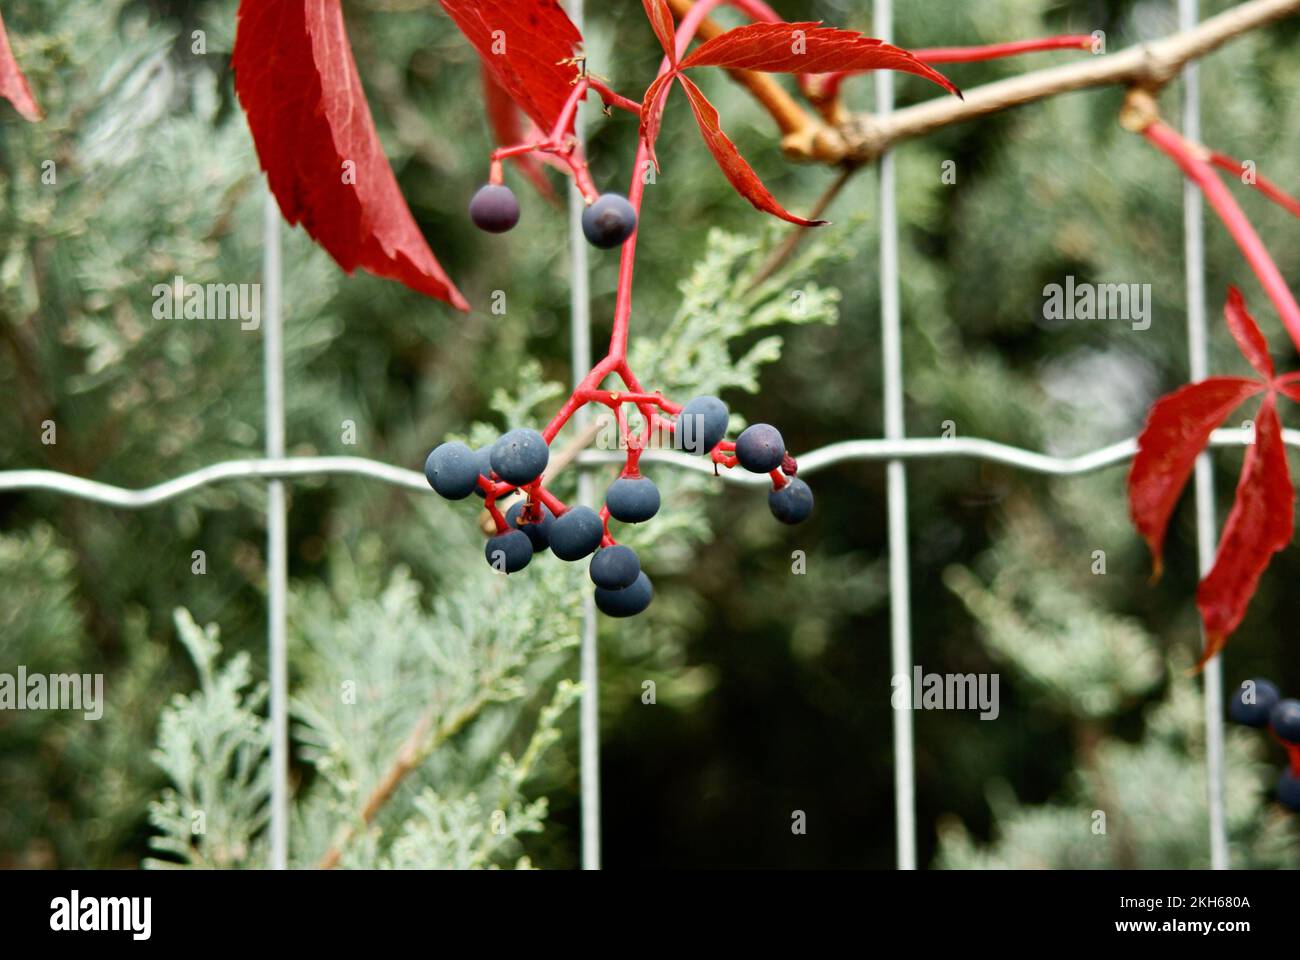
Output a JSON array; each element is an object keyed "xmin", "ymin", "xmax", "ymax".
[{"xmin": 1, "ymin": 0, "xmax": 1298, "ymax": 869}]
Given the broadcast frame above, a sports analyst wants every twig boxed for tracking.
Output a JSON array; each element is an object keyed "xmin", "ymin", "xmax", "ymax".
[
  {"xmin": 317, "ymin": 691, "xmax": 493, "ymax": 870},
  {"xmin": 746, "ymin": 163, "xmax": 860, "ymax": 291}
]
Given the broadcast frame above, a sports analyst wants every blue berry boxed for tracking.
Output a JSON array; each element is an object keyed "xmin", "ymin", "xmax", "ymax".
[
  {"xmin": 605, "ymin": 476, "xmax": 660, "ymax": 523},
  {"xmin": 506, "ymin": 501, "xmax": 554, "ymax": 553},
  {"xmin": 769, "ymin": 477, "xmax": 813, "ymax": 524},
  {"xmin": 581, "ymin": 193, "xmax": 637, "ymax": 249},
  {"xmin": 735, "ymin": 423, "xmax": 785, "ymax": 473},
  {"xmin": 674, "ymin": 396, "xmax": 729, "ymax": 455},
  {"xmin": 1228, "ymin": 678, "xmax": 1281, "ymax": 728},
  {"xmin": 484, "ymin": 529, "xmax": 532, "ymax": 574},
  {"xmin": 549, "ymin": 505, "xmax": 604, "ymax": 561},
  {"xmin": 471, "ymin": 445, "xmax": 496, "ymax": 499},
  {"xmin": 491, "ymin": 428, "xmax": 549, "ymax": 486},
  {"xmin": 1270, "ymin": 698, "xmax": 1300, "ymax": 744},
  {"xmin": 424, "ymin": 441, "xmax": 479, "ymax": 500},
  {"xmin": 469, "ymin": 184, "xmax": 520, "ymax": 233},
  {"xmin": 589, "ymin": 545, "xmax": 640, "ymax": 590},
  {"xmin": 595, "ymin": 571, "xmax": 654, "ymax": 618},
  {"xmin": 1279, "ymin": 770, "xmax": 1300, "ymax": 813}
]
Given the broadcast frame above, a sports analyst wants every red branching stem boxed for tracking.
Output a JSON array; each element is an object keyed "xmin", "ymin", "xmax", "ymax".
[
  {"xmin": 486, "ymin": 499, "xmax": 508, "ymax": 533},
  {"xmin": 550, "ymin": 79, "xmax": 589, "ymax": 142},
  {"xmin": 769, "ymin": 468, "xmax": 788, "ymax": 490},
  {"xmin": 1206, "ymin": 151, "xmax": 1300, "ymax": 220},
  {"xmin": 1143, "ymin": 121, "xmax": 1300, "ymax": 352},
  {"xmin": 1290, "ymin": 744, "xmax": 1300, "ymax": 777},
  {"xmin": 588, "ymin": 78, "xmax": 642, "ymax": 115},
  {"xmin": 914, "ymin": 35, "xmax": 1095, "ymax": 63},
  {"xmin": 499, "ymin": 0, "xmax": 775, "ymax": 525},
  {"xmin": 533, "ymin": 486, "xmax": 569, "ymax": 517}
]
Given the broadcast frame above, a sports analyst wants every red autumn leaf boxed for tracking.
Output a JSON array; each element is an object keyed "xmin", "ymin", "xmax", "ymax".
[
  {"xmin": 233, "ymin": 0, "xmax": 468, "ymax": 309},
  {"xmin": 642, "ymin": 0, "xmax": 678, "ymax": 63},
  {"xmin": 1195, "ymin": 393, "xmax": 1294, "ymax": 665},
  {"xmin": 1224, "ymin": 285, "xmax": 1274, "ymax": 379},
  {"xmin": 0, "ymin": 11, "xmax": 41, "ymax": 122},
  {"xmin": 677, "ymin": 75, "xmax": 827, "ymax": 228},
  {"xmin": 437, "ymin": 0, "xmax": 583, "ymax": 133},
  {"xmin": 679, "ymin": 22, "xmax": 960, "ymax": 99},
  {"xmin": 1128, "ymin": 376, "xmax": 1265, "ymax": 574},
  {"xmin": 481, "ymin": 66, "xmax": 557, "ymax": 201},
  {"xmin": 638, "ymin": 20, "xmax": 959, "ymax": 214}
]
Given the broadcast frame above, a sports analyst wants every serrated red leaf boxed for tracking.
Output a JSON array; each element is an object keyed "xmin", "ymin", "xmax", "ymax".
[
  {"xmin": 677, "ymin": 75, "xmax": 827, "ymax": 228},
  {"xmin": 481, "ymin": 66, "xmax": 556, "ymax": 202},
  {"xmin": 1224, "ymin": 285, "xmax": 1274, "ymax": 380},
  {"xmin": 0, "ymin": 12, "xmax": 41, "ymax": 122},
  {"xmin": 1196, "ymin": 393, "xmax": 1294, "ymax": 665},
  {"xmin": 1129, "ymin": 376, "xmax": 1265, "ymax": 575},
  {"xmin": 437, "ymin": 0, "xmax": 582, "ymax": 132},
  {"xmin": 233, "ymin": 0, "xmax": 467, "ymax": 309},
  {"xmin": 679, "ymin": 22, "xmax": 960, "ymax": 99},
  {"xmin": 642, "ymin": 0, "xmax": 677, "ymax": 63}
]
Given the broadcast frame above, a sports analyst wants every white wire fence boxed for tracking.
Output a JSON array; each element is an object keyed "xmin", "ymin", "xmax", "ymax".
[{"xmin": 0, "ymin": 0, "xmax": 1241, "ymax": 869}]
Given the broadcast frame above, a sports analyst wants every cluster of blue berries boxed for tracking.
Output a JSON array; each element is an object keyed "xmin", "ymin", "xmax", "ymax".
[
  {"xmin": 1229, "ymin": 678, "xmax": 1300, "ymax": 812},
  {"xmin": 470, "ymin": 184, "xmax": 638, "ymax": 249},
  {"xmin": 423, "ymin": 395, "xmax": 812, "ymax": 619}
]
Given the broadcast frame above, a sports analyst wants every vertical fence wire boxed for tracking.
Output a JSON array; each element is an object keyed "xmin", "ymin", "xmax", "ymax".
[
  {"xmin": 262, "ymin": 193, "xmax": 289, "ymax": 869},
  {"xmin": 565, "ymin": 0, "xmax": 601, "ymax": 871},
  {"xmin": 873, "ymin": 0, "xmax": 917, "ymax": 871},
  {"xmin": 1178, "ymin": 0, "xmax": 1230, "ymax": 871}
]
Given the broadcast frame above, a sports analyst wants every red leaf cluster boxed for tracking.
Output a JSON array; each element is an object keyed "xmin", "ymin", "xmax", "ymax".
[
  {"xmin": 233, "ymin": 0, "xmax": 469, "ymax": 309},
  {"xmin": 1129, "ymin": 288, "xmax": 1298, "ymax": 665},
  {"xmin": 639, "ymin": 18, "xmax": 959, "ymax": 227}
]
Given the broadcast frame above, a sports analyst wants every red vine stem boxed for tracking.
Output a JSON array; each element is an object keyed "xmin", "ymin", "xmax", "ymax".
[
  {"xmin": 1205, "ymin": 151, "xmax": 1300, "ymax": 219},
  {"xmin": 1141, "ymin": 118, "xmax": 1300, "ymax": 352},
  {"xmin": 915, "ymin": 36, "xmax": 1097, "ymax": 62}
]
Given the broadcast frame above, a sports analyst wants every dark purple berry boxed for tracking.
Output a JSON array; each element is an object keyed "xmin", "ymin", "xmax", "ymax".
[
  {"xmin": 469, "ymin": 184, "xmax": 520, "ymax": 233},
  {"xmin": 735, "ymin": 423, "xmax": 785, "ymax": 473},
  {"xmin": 484, "ymin": 529, "xmax": 532, "ymax": 574},
  {"xmin": 595, "ymin": 571, "xmax": 654, "ymax": 617},
  {"xmin": 506, "ymin": 501, "xmax": 554, "ymax": 554},
  {"xmin": 605, "ymin": 476, "xmax": 660, "ymax": 523},
  {"xmin": 550, "ymin": 506, "xmax": 604, "ymax": 561},
  {"xmin": 589, "ymin": 545, "xmax": 640, "ymax": 590},
  {"xmin": 491, "ymin": 428, "xmax": 549, "ymax": 486},
  {"xmin": 674, "ymin": 396, "xmax": 729, "ymax": 455},
  {"xmin": 581, "ymin": 193, "xmax": 637, "ymax": 249},
  {"xmin": 424, "ymin": 441, "xmax": 479, "ymax": 500},
  {"xmin": 768, "ymin": 477, "xmax": 813, "ymax": 524},
  {"xmin": 1228, "ymin": 678, "xmax": 1281, "ymax": 728},
  {"xmin": 1270, "ymin": 698, "xmax": 1300, "ymax": 744},
  {"xmin": 1279, "ymin": 770, "xmax": 1300, "ymax": 813}
]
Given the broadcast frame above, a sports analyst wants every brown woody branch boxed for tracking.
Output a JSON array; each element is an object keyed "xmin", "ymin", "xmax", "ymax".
[{"xmin": 670, "ymin": 0, "xmax": 1299, "ymax": 166}]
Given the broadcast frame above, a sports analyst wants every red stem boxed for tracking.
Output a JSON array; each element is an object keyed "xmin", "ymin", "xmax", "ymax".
[
  {"xmin": 1206, "ymin": 151, "xmax": 1300, "ymax": 220},
  {"xmin": 914, "ymin": 35, "xmax": 1095, "ymax": 63},
  {"xmin": 1143, "ymin": 121, "xmax": 1300, "ymax": 352}
]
